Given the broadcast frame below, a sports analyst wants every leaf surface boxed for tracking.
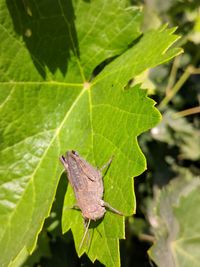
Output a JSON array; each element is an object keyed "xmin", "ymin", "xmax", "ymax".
[
  {"xmin": 0, "ymin": 0, "xmax": 182, "ymax": 266},
  {"xmin": 149, "ymin": 172, "xmax": 200, "ymax": 267}
]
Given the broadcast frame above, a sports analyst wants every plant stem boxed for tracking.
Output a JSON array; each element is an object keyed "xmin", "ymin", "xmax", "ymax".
[
  {"xmin": 173, "ymin": 106, "xmax": 200, "ymax": 118},
  {"xmin": 138, "ymin": 233, "xmax": 156, "ymax": 243},
  {"xmin": 166, "ymin": 56, "xmax": 180, "ymax": 95},
  {"xmin": 159, "ymin": 65, "xmax": 200, "ymax": 109}
]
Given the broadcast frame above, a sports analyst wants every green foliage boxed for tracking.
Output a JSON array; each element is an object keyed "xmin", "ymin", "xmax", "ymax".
[
  {"xmin": 0, "ymin": 0, "xmax": 182, "ymax": 266},
  {"xmin": 151, "ymin": 110, "xmax": 200, "ymax": 160},
  {"xmin": 148, "ymin": 171, "xmax": 200, "ymax": 267},
  {"xmin": 134, "ymin": 2, "xmax": 200, "ymax": 266}
]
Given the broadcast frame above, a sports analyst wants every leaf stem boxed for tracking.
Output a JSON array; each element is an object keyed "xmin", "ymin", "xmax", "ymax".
[
  {"xmin": 173, "ymin": 106, "xmax": 200, "ymax": 118},
  {"xmin": 138, "ymin": 233, "xmax": 156, "ymax": 243},
  {"xmin": 166, "ymin": 56, "xmax": 180, "ymax": 95},
  {"xmin": 159, "ymin": 65, "xmax": 200, "ymax": 109}
]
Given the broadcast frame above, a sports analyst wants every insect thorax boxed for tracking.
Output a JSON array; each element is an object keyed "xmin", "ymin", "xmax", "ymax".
[{"xmin": 82, "ymin": 204, "xmax": 106, "ymax": 221}]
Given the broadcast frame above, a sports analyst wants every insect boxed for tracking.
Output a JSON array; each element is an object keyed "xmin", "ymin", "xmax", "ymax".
[{"xmin": 60, "ymin": 150, "xmax": 123, "ymax": 249}]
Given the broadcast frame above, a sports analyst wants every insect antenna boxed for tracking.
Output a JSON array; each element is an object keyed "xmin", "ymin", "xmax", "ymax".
[{"xmin": 79, "ymin": 218, "xmax": 91, "ymax": 252}]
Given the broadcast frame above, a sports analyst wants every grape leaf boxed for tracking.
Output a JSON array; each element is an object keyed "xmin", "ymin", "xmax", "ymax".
[
  {"xmin": 151, "ymin": 110, "xmax": 200, "ymax": 160},
  {"xmin": 148, "ymin": 171, "xmax": 200, "ymax": 267},
  {"xmin": 0, "ymin": 0, "xmax": 182, "ymax": 266}
]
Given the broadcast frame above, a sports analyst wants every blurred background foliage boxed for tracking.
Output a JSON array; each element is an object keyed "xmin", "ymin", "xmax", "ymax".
[{"xmin": 22, "ymin": 1, "xmax": 200, "ymax": 266}]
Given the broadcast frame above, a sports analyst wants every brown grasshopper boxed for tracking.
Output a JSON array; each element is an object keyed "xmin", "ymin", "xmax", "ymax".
[{"xmin": 60, "ymin": 150, "xmax": 123, "ymax": 248}]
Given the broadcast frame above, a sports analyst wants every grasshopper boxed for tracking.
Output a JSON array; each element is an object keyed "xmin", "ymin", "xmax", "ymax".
[{"xmin": 60, "ymin": 150, "xmax": 123, "ymax": 249}]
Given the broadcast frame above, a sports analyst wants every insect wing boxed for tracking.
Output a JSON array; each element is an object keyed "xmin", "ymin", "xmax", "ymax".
[
  {"xmin": 77, "ymin": 156, "xmax": 101, "ymax": 182},
  {"xmin": 76, "ymin": 156, "xmax": 104, "ymax": 199},
  {"xmin": 60, "ymin": 151, "xmax": 104, "ymax": 198},
  {"xmin": 66, "ymin": 154, "xmax": 88, "ymax": 191}
]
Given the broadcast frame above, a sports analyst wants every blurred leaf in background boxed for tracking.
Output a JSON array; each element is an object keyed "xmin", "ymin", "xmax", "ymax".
[
  {"xmin": 148, "ymin": 171, "xmax": 200, "ymax": 267},
  {"xmin": 130, "ymin": 1, "xmax": 200, "ymax": 267}
]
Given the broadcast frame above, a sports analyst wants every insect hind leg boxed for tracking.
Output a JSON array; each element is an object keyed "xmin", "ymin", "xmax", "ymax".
[
  {"xmin": 103, "ymin": 201, "xmax": 124, "ymax": 216},
  {"xmin": 79, "ymin": 218, "xmax": 91, "ymax": 252}
]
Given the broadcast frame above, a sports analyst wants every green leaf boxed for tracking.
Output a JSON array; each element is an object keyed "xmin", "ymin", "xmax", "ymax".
[
  {"xmin": 148, "ymin": 171, "xmax": 200, "ymax": 267},
  {"xmin": 151, "ymin": 110, "xmax": 200, "ymax": 160},
  {"xmin": 0, "ymin": 0, "xmax": 182, "ymax": 266}
]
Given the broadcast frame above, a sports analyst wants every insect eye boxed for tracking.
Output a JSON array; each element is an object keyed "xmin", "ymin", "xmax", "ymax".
[{"xmin": 72, "ymin": 150, "xmax": 79, "ymax": 156}]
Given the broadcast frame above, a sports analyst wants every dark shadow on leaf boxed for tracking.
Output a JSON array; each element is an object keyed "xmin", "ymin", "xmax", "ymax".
[
  {"xmin": 90, "ymin": 34, "xmax": 142, "ymax": 81},
  {"xmin": 86, "ymin": 219, "xmax": 103, "ymax": 255},
  {"xmin": 89, "ymin": 218, "xmax": 103, "ymax": 230},
  {"xmin": 127, "ymin": 33, "xmax": 143, "ymax": 49},
  {"xmin": 43, "ymin": 172, "xmax": 68, "ymax": 236},
  {"xmin": 123, "ymin": 79, "xmax": 134, "ymax": 90},
  {"xmin": 6, "ymin": 0, "xmax": 79, "ymax": 78},
  {"xmin": 91, "ymin": 56, "xmax": 118, "ymax": 80}
]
